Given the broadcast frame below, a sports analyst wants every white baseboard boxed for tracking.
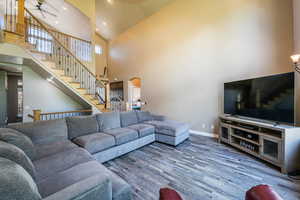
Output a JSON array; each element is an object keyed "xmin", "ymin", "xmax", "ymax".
[{"xmin": 190, "ymin": 130, "xmax": 218, "ymax": 138}]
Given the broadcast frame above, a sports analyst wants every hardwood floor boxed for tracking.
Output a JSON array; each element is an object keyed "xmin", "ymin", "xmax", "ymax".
[{"xmin": 104, "ymin": 134, "xmax": 300, "ymax": 200}]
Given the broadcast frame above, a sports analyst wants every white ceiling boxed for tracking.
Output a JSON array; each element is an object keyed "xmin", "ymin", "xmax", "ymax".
[
  {"xmin": 25, "ymin": 0, "xmax": 92, "ymax": 41},
  {"xmin": 95, "ymin": 0, "xmax": 175, "ymax": 40}
]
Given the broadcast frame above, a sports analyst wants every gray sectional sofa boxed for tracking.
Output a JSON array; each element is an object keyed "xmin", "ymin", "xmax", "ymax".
[{"xmin": 0, "ymin": 111, "xmax": 190, "ymax": 200}]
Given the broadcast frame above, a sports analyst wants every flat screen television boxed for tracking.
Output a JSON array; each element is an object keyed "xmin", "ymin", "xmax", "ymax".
[{"xmin": 224, "ymin": 72, "xmax": 295, "ymax": 124}]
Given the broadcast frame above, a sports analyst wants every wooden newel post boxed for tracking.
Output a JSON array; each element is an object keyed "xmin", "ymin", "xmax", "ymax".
[
  {"xmin": 17, "ymin": 0, "xmax": 25, "ymax": 36},
  {"xmin": 33, "ymin": 110, "xmax": 41, "ymax": 121}
]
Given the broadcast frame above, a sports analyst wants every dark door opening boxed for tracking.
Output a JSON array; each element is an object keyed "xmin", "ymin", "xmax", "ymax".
[{"xmin": 7, "ymin": 73, "xmax": 23, "ymax": 123}]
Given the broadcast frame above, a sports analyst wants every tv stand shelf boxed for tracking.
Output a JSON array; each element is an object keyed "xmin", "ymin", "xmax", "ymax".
[{"xmin": 219, "ymin": 115, "xmax": 300, "ymax": 173}]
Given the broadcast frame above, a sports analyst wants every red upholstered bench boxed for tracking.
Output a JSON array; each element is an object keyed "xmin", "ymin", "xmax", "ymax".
[
  {"xmin": 245, "ymin": 185, "xmax": 283, "ymax": 200},
  {"xmin": 159, "ymin": 188, "xmax": 183, "ymax": 200}
]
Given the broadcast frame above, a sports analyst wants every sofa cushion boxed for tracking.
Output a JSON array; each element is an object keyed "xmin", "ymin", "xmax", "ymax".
[
  {"xmin": 96, "ymin": 112, "xmax": 121, "ymax": 131},
  {"xmin": 104, "ymin": 128, "xmax": 139, "ymax": 145},
  {"xmin": 0, "ymin": 128, "xmax": 36, "ymax": 159},
  {"xmin": 73, "ymin": 133, "xmax": 116, "ymax": 154},
  {"xmin": 0, "ymin": 141, "xmax": 36, "ymax": 179},
  {"xmin": 8, "ymin": 119, "xmax": 68, "ymax": 145},
  {"xmin": 136, "ymin": 111, "xmax": 153, "ymax": 122},
  {"xmin": 66, "ymin": 115, "xmax": 99, "ymax": 140},
  {"xmin": 41, "ymin": 173, "xmax": 112, "ymax": 200},
  {"xmin": 0, "ymin": 158, "xmax": 42, "ymax": 200},
  {"xmin": 127, "ymin": 123, "xmax": 155, "ymax": 138},
  {"xmin": 37, "ymin": 161, "xmax": 112, "ymax": 198},
  {"xmin": 145, "ymin": 120, "xmax": 190, "ymax": 137},
  {"xmin": 120, "ymin": 111, "xmax": 138, "ymax": 127},
  {"xmin": 33, "ymin": 147, "xmax": 94, "ymax": 181},
  {"xmin": 34, "ymin": 140, "xmax": 78, "ymax": 160}
]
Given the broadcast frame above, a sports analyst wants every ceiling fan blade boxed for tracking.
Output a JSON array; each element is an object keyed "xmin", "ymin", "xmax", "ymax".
[{"xmin": 40, "ymin": 8, "xmax": 57, "ymax": 17}]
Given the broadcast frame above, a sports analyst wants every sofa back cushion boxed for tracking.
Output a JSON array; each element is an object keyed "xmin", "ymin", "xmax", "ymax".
[
  {"xmin": 66, "ymin": 115, "xmax": 99, "ymax": 139},
  {"xmin": 0, "ymin": 128, "xmax": 36, "ymax": 160},
  {"xmin": 8, "ymin": 119, "xmax": 68, "ymax": 145},
  {"xmin": 0, "ymin": 157, "xmax": 42, "ymax": 200},
  {"xmin": 96, "ymin": 112, "xmax": 121, "ymax": 131},
  {"xmin": 136, "ymin": 111, "xmax": 153, "ymax": 122},
  {"xmin": 120, "ymin": 111, "xmax": 138, "ymax": 127},
  {"xmin": 0, "ymin": 141, "xmax": 36, "ymax": 179}
]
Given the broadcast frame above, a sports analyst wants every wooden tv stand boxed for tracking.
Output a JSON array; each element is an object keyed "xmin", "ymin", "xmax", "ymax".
[{"xmin": 219, "ymin": 115, "xmax": 300, "ymax": 173}]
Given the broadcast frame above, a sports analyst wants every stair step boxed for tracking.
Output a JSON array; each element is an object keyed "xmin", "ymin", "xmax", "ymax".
[
  {"xmin": 50, "ymin": 69, "xmax": 65, "ymax": 76},
  {"xmin": 40, "ymin": 61, "xmax": 57, "ymax": 69},
  {"xmin": 76, "ymin": 88, "xmax": 87, "ymax": 95},
  {"xmin": 60, "ymin": 76, "xmax": 73, "ymax": 82},
  {"xmin": 95, "ymin": 104, "xmax": 105, "ymax": 110},
  {"xmin": 68, "ymin": 82, "xmax": 81, "ymax": 88}
]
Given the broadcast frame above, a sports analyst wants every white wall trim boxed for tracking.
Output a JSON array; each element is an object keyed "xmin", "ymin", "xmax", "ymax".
[{"xmin": 190, "ymin": 130, "xmax": 218, "ymax": 138}]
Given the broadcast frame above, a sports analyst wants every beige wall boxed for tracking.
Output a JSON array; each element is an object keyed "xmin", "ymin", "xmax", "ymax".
[
  {"xmin": 22, "ymin": 66, "xmax": 85, "ymax": 122},
  {"xmin": 294, "ymin": 0, "xmax": 300, "ymax": 53},
  {"xmin": 95, "ymin": 33, "xmax": 108, "ymax": 77},
  {"xmin": 109, "ymin": 0, "xmax": 294, "ymax": 133}
]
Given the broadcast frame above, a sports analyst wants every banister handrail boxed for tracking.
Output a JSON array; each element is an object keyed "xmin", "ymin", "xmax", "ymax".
[
  {"xmin": 31, "ymin": 109, "xmax": 93, "ymax": 121},
  {"xmin": 24, "ymin": 8, "xmax": 97, "ymax": 79},
  {"xmin": 40, "ymin": 109, "xmax": 93, "ymax": 116}
]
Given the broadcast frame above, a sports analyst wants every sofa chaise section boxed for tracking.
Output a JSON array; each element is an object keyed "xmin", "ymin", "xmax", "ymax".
[
  {"xmin": 146, "ymin": 119, "xmax": 190, "ymax": 146},
  {"xmin": 135, "ymin": 111, "xmax": 190, "ymax": 146}
]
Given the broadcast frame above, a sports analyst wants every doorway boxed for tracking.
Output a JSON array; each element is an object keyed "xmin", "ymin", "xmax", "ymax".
[
  {"xmin": 7, "ymin": 73, "xmax": 23, "ymax": 123},
  {"xmin": 0, "ymin": 69, "xmax": 23, "ymax": 127},
  {"xmin": 128, "ymin": 77, "xmax": 142, "ymax": 110}
]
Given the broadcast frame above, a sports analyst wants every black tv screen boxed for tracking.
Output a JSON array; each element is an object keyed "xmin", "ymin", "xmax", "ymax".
[{"xmin": 224, "ymin": 72, "xmax": 295, "ymax": 124}]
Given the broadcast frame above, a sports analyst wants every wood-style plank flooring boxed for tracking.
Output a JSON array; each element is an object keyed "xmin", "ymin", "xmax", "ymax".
[{"xmin": 104, "ymin": 134, "xmax": 300, "ymax": 200}]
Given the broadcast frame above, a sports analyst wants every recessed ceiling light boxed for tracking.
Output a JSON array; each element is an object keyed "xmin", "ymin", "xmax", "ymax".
[
  {"xmin": 96, "ymin": 28, "xmax": 99, "ymax": 31},
  {"xmin": 103, "ymin": 21, "xmax": 107, "ymax": 26},
  {"xmin": 107, "ymin": 0, "xmax": 114, "ymax": 4},
  {"xmin": 55, "ymin": 21, "xmax": 59, "ymax": 24},
  {"xmin": 62, "ymin": 7, "xmax": 67, "ymax": 10}
]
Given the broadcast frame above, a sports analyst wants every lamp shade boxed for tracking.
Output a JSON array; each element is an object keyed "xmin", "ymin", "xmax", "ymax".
[{"xmin": 291, "ymin": 54, "xmax": 300, "ymax": 63}]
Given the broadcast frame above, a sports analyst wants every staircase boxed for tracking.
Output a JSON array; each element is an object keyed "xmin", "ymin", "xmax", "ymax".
[{"xmin": 0, "ymin": 1, "xmax": 109, "ymax": 113}]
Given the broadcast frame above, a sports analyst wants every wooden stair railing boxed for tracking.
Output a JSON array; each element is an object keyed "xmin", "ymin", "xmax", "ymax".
[
  {"xmin": 29, "ymin": 109, "xmax": 93, "ymax": 121},
  {"xmin": 24, "ymin": 8, "xmax": 107, "ymax": 109},
  {"xmin": 2, "ymin": 0, "xmax": 25, "ymax": 36}
]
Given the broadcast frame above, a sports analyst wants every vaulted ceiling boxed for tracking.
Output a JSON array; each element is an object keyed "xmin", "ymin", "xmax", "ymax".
[
  {"xmin": 95, "ymin": 0, "xmax": 175, "ymax": 40},
  {"xmin": 0, "ymin": 0, "xmax": 175, "ymax": 41},
  {"xmin": 25, "ymin": 0, "xmax": 92, "ymax": 41}
]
